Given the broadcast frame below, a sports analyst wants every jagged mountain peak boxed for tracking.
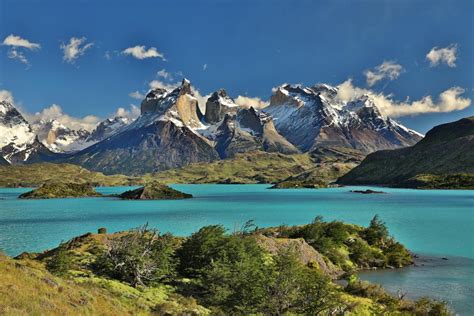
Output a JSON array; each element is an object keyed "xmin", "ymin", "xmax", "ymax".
[{"xmin": 0, "ymin": 100, "xmax": 56, "ymax": 163}]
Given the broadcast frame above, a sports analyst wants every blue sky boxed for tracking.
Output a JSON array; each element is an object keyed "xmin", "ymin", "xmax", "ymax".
[{"xmin": 1, "ymin": 0, "xmax": 473, "ymax": 133}]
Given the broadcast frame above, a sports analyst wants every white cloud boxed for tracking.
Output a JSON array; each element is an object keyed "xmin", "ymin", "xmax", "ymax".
[
  {"xmin": 60, "ymin": 37, "xmax": 94, "ymax": 64},
  {"xmin": 26, "ymin": 104, "xmax": 101, "ymax": 131},
  {"xmin": 364, "ymin": 61, "xmax": 404, "ymax": 87},
  {"xmin": 157, "ymin": 69, "xmax": 172, "ymax": 80},
  {"xmin": 129, "ymin": 91, "xmax": 145, "ymax": 100},
  {"xmin": 113, "ymin": 105, "xmax": 140, "ymax": 120},
  {"xmin": 336, "ymin": 79, "xmax": 471, "ymax": 117},
  {"xmin": 426, "ymin": 44, "xmax": 457, "ymax": 67},
  {"xmin": 149, "ymin": 79, "xmax": 179, "ymax": 91},
  {"xmin": 2, "ymin": 34, "xmax": 40, "ymax": 66},
  {"xmin": 203, "ymin": 63, "xmax": 208, "ymax": 71},
  {"xmin": 7, "ymin": 49, "xmax": 29, "ymax": 65},
  {"xmin": 104, "ymin": 51, "xmax": 112, "ymax": 60},
  {"xmin": 234, "ymin": 96, "xmax": 269, "ymax": 109},
  {"xmin": 122, "ymin": 45, "xmax": 165, "ymax": 60},
  {"xmin": 2, "ymin": 34, "xmax": 40, "ymax": 50},
  {"xmin": 0, "ymin": 90, "xmax": 14, "ymax": 104}
]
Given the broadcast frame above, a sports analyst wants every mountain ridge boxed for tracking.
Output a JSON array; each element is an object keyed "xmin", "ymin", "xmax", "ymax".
[{"xmin": 1, "ymin": 79, "xmax": 423, "ymax": 174}]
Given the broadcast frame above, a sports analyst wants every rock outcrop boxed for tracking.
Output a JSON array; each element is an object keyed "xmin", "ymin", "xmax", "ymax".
[
  {"xmin": 254, "ymin": 234, "xmax": 343, "ymax": 279},
  {"xmin": 204, "ymin": 89, "xmax": 238, "ymax": 124},
  {"xmin": 119, "ymin": 182, "xmax": 192, "ymax": 200}
]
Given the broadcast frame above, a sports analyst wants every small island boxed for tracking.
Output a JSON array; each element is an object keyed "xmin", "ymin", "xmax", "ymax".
[
  {"xmin": 350, "ymin": 189, "xmax": 386, "ymax": 194},
  {"xmin": 270, "ymin": 180, "xmax": 329, "ymax": 189},
  {"xmin": 18, "ymin": 182, "xmax": 102, "ymax": 199},
  {"xmin": 119, "ymin": 181, "xmax": 193, "ymax": 200}
]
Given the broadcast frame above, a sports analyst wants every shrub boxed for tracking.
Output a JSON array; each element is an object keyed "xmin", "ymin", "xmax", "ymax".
[
  {"xmin": 412, "ymin": 297, "xmax": 452, "ymax": 316},
  {"xmin": 97, "ymin": 227, "xmax": 107, "ymax": 234},
  {"xmin": 383, "ymin": 240, "xmax": 413, "ymax": 268},
  {"xmin": 46, "ymin": 242, "xmax": 73, "ymax": 276}
]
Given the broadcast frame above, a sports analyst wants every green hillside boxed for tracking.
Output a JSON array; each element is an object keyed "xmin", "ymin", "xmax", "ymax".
[{"xmin": 338, "ymin": 117, "xmax": 474, "ymax": 188}]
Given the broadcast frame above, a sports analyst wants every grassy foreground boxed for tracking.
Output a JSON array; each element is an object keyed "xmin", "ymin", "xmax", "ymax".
[{"xmin": 1, "ymin": 217, "xmax": 451, "ymax": 315}]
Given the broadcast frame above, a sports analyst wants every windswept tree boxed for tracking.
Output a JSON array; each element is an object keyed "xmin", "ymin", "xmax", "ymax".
[
  {"xmin": 364, "ymin": 215, "xmax": 389, "ymax": 246},
  {"xmin": 96, "ymin": 223, "xmax": 176, "ymax": 287}
]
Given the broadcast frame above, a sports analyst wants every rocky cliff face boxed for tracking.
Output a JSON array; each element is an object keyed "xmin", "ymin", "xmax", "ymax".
[
  {"xmin": 264, "ymin": 84, "xmax": 422, "ymax": 153},
  {"xmin": 86, "ymin": 116, "xmax": 130, "ymax": 143},
  {"xmin": 209, "ymin": 107, "xmax": 299, "ymax": 158}
]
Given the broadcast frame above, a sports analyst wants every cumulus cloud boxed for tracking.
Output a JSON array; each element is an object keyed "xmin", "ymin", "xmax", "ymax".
[
  {"xmin": 26, "ymin": 104, "xmax": 101, "ymax": 131},
  {"xmin": 2, "ymin": 34, "xmax": 40, "ymax": 50},
  {"xmin": 113, "ymin": 104, "xmax": 140, "ymax": 120},
  {"xmin": 426, "ymin": 44, "xmax": 457, "ymax": 67},
  {"xmin": 0, "ymin": 90, "xmax": 14, "ymax": 104},
  {"xmin": 234, "ymin": 96, "xmax": 269, "ymax": 109},
  {"xmin": 364, "ymin": 61, "xmax": 404, "ymax": 87},
  {"xmin": 122, "ymin": 45, "xmax": 165, "ymax": 60},
  {"xmin": 60, "ymin": 37, "xmax": 94, "ymax": 63},
  {"xmin": 2, "ymin": 34, "xmax": 40, "ymax": 66},
  {"xmin": 336, "ymin": 79, "xmax": 471, "ymax": 117},
  {"xmin": 129, "ymin": 91, "xmax": 145, "ymax": 100}
]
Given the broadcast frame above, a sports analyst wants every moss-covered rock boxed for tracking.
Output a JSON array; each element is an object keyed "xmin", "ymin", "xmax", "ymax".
[
  {"xmin": 18, "ymin": 182, "xmax": 102, "ymax": 199},
  {"xmin": 119, "ymin": 182, "xmax": 192, "ymax": 200}
]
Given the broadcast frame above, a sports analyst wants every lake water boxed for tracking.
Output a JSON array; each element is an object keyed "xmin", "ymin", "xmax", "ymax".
[{"xmin": 0, "ymin": 185, "xmax": 473, "ymax": 314}]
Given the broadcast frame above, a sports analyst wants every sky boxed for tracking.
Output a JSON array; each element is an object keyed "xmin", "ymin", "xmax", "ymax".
[{"xmin": 0, "ymin": 0, "xmax": 473, "ymax": 133}]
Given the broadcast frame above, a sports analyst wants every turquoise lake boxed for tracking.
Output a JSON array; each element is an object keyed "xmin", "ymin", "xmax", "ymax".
[{"xmin": 0, "ymin": 185, "xmax": 473, "ymax": 314}]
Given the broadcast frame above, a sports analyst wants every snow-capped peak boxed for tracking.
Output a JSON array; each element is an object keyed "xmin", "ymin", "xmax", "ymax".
[
  {"xmin": 0, "ymin": 100, "xmax": 38, "ymax": 162},
  {"xmin": 264, "ymin": 82, "xmax": 423, "ymax": 153}
]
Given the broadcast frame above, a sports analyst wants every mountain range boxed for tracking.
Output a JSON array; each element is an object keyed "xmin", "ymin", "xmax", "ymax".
[{"xmin": 0, "ymin": 79, "xmax": 423, "ymax": 175}]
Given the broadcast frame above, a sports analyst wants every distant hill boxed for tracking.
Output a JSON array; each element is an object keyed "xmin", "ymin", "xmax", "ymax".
[
  {"xmin": 0, "ymin": 163, "xmax": 142, "ymax": 187},
  {"xmin": 338, "ymin": 117, "xmax": 474, "ymax": 188},
  {"xmin": 0, "ymin": 151, "xmax": 354, "ymax": 187}
]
